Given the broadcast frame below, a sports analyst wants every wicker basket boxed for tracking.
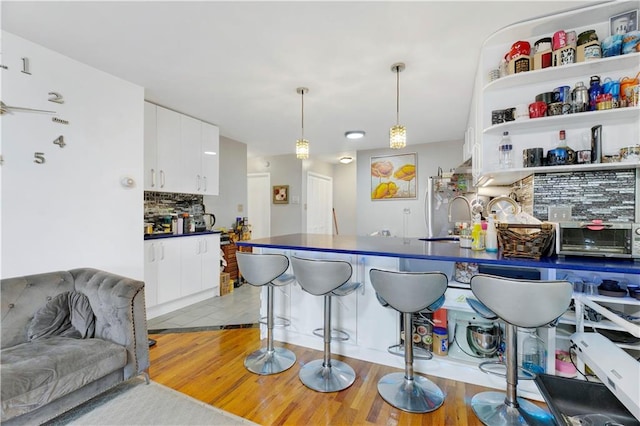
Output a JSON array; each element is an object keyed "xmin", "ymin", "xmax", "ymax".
[{"xmin": 496, "ymin": 223, "xmax": 555, "ymax": 259}]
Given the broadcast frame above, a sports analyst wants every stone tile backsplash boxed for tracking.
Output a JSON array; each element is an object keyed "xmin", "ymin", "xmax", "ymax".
[
  {"xmin": 144, "ymin": 191, "xmax": 204, "ymax": 220},
  {"xmin": 532, "ymin": 169, "xmax": 636, "ymax": 222}
]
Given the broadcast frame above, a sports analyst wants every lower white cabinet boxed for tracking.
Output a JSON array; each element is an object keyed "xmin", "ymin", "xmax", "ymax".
[{"xmin": 144, "ymin": 234, "xmax": 220, "ymax": 313}]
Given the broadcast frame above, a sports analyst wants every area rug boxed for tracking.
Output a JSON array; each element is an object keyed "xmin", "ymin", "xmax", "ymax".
[{"xmin": 45, "ymin": 377, "xmax": 258, "ymax": 425}]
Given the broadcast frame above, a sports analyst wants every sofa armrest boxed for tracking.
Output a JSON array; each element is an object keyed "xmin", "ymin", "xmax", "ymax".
[{"xmin": 70, "ymin": 268, "xmax": 150, "ymax": 379}]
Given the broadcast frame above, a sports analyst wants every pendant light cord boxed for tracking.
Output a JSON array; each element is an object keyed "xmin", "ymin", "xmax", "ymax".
[
  {"xmin": 396, "ymin": 66, "xmax": 400, "ymax": 125},
  {"xmin": 301, "ymin": 90, "xmax": 305, "ymax": 140}
]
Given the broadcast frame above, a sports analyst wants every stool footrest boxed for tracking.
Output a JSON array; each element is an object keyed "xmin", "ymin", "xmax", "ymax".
[
  {"xmin": 313, "ymin": 327, "xmax": 349, "ymax": 341},
  {"xmin": 259, "ymin": 315, "xmax": 291, "ymax": 328},
  {"xmin": 478, "ymin": 360, "xmax": 536, "ymax": 380},
  {"xmin": 387, "ymin": 344, "xmax": 433, "ymax": 360}
]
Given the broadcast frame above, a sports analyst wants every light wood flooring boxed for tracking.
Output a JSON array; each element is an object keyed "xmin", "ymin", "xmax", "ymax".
[{"xmin": 149, "ymin": 328, "xmax": 549, "ymax": 425}]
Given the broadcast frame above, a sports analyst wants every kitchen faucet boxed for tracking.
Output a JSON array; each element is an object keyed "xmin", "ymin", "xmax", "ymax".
[{"xmin": 448, "ymin": 195, "xmax": 472, "ymax": 223}]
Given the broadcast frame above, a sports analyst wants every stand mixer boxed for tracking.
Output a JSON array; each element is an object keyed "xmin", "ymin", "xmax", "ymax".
[{"xmin": 447, "ymin": 311, "xmax": 502, "ymax": 363}]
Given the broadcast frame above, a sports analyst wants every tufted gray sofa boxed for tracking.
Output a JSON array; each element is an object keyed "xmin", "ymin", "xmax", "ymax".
[{"xmin": 1, "ymin": 268, "xmax": 150, "ymax": 425}]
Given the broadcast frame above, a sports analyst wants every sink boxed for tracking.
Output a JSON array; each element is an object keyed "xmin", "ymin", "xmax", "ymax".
[
  {"xmin": 535, "ymin": 374, "xmax": 639, "ymax": 426},
  {"xmin": 419, "ymin": 237, "xmax": 460, "ymax": 243}
]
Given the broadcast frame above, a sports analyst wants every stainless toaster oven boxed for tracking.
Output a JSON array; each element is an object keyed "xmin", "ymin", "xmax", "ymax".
[{"xmin": 556, "ymin": 221, "xmax": 640, "ymax": 259}]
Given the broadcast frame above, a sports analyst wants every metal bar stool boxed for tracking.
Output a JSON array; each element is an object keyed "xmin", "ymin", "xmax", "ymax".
[
  {"xmin": 236, "ymin": 252, "xmax": 296, "ymax": 375},
  {"xmin": 469, "ymin": 273, "xmax": 572, "ymax": 426},
  {"xmin": 369, "ymin": 269, "xmax": 448, "ymax": 413},
  {"xmin": 290, "ymin": 256, "xmax": 361, "ymax": 392}
]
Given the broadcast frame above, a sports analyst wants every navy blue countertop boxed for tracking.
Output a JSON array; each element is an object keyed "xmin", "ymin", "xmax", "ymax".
[
  {"xmin": 144, "ymin": 230, "xmax": 221, "ymax": 240},
  {"xmin": 236, "ymin": 233, "xmax": 640, "ymax": 275}
]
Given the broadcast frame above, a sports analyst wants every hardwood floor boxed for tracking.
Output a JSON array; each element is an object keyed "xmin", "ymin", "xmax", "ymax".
[{"xmin": 149, "ymin": 328, "xmax": 548, "ymax": 425}]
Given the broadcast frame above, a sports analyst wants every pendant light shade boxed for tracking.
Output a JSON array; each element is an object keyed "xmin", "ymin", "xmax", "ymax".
[
  {"xmin": 295, "ymin": 87, "xmax": 309, "ymax": 159},
  {"xmin": 390, "ymin": 63, "xmax": 406, "ymax": 149}
]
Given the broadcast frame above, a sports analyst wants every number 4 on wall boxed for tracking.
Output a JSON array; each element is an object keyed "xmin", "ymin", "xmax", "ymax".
[{"xmin": 53, "ymin": 135, "xmax": 65, "ymax": 148}]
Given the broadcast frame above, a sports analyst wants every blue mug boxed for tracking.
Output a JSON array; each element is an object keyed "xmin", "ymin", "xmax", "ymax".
[
  {"xmin": 553, "ymin": 86, "xmax": 571, "ymax": 103},
  {"xmin": 547, "ymin": 147, "xmax": 576, "ymax": 166}
]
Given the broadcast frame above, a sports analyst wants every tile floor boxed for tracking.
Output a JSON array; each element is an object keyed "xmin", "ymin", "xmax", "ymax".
[{"xmin": 147, "ymin": 283, "xmax": 261, "ymax": 333}]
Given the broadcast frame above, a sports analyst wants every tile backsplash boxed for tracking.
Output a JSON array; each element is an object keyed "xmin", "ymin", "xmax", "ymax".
[
  {"xmin": 532, "ymin": 169, "xmax": 636, "ymax": 222},
  {"xmin": 144, "ymin": 192, "xmax": 204, "ymax": 220}
]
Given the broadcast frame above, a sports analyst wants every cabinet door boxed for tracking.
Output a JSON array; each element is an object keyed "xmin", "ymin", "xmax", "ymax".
[
  {"xmin": 201, "ymin": 234, "xmax": 220, "ymax": 295},
  {"xmin": 180, "ymin": 115, "xmax": 202, "ymax": 194},
  {"xmin": 143, "ymin": 241, "xmax": 159, "ymax": 308},
  {"xmin": 156, "ymin": 239, "xmax": 182, "ymax": 304},
  {"xmin": 181, "ymin": 237, "xmax": 203, "ymax": 297},
  {"xmin": 156, "ymin": 106, "xmax": 182, "ymax": 193},
  {"xmin": 143, "ymin": 103, "xmax": 158, "ymax": 190},
  {"xmin": 201, "ymin": 122, "xmax": 219, "ymax": 196}
]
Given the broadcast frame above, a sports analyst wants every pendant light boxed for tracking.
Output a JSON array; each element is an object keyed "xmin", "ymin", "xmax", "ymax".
[
  {"xmin": 389, "ymin": 62, "xmax": 406, "ymax": 149},
  {"xmin": 295, "ymin": 87, "xmax": 309, "ymax": 159}
]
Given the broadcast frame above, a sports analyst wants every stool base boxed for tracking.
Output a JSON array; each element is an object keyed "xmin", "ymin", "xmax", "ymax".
[
  {"xmin": 471, "ymin": 391, "xmax": 554, "ymax": 426},
  {"xmin": 299, "ymin": 359, "xmax": 355, "ymax": 392},
  {"xmin": 244, "ymin": 347, "xmax": 296, "ymax": 375},
  {"xmin": 377, "ymin": 372, "xmax": 444, "ymax": 413}
]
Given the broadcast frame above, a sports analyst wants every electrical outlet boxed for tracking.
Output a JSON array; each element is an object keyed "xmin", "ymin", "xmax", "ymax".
[{"xmin": 548, "ymin": 206, "xmax": 572, "ymax": 222}]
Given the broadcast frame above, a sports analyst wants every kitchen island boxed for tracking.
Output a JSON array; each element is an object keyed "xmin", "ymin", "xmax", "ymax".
[{"xmin": 237, "ymin": 233, "xmax": 640, "ymax": 401}]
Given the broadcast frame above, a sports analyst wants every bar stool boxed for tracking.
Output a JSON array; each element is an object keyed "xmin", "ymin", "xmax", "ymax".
[
  {"xmin": 369, "ymin": 269, "xmax": 448, "ymax": 413},
  {"xmin": 469, "ymin": 273, "xmax": 572, "ymax": 426},
  {"xmin": 236, "ymin": 252, "xmax": 296, "ymax": 375},
  {"xmin": 290, "ymin": 256, "xmax": 361, "ymax": 392}
]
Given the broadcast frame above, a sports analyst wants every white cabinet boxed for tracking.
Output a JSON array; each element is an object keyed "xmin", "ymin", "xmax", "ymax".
[
  {"xmin": 154, "ymin": 238, "xmax": 182, "ymax": 305},
  {"xmin": 180, "ymin": 234, "xmax": 220, "ymax": 297},
  {"xmin": 143, "ymin": 101, "xmax": 219, "ymax": 195},
  {"xmin": 476, "ymin": 2, "xmax": 640, "ymax": 186},
  {"xmin": 143, "ymin": 240, "xmax": 159, "ymax": 308},
  {"xmin": 155, "ymin": 106, "xmax": 183, "ymax": 192},
  {"xmin": 144, "ymin": 234, "xmax": 220, "ymax": 313},
  {"xmin": 201, "ymin": 122, "xmax": 219, "ymax": 196},
  {"xmin": 180, "ymin": 114, "xmax": 202, "ymax": 194}
]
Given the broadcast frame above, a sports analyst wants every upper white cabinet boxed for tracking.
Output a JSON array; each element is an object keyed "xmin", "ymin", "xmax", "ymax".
[
  {"xmin": 475, "ymin": 1, "xmax": 640, "ymax": 186},
  {"xmin": 180, "ymin": 114, "xmax": 203, "ymax": 194},
  {"xmin": 201, "ymin": 123, "xmax": 220, "ymax": 196},
  {"xmin": 144, "ymin": 101, "xmax": 219, "ymax": 195}
]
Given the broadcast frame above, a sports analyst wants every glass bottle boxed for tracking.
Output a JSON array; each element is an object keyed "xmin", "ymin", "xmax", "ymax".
[
  {"xmin": 498, "ymin": 131, "xmax": 513, "ymax": 169},
  {"xmin": 522, "ymin": 329, "xmax": 546, "ymax": 375}
]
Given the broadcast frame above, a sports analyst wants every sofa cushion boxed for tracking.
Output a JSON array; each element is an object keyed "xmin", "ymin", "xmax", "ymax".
[
  {"xmin": 0, "ymin": 337, "xmax": 126, "ymax": 421},
  {"xmin": 28, "ymin": 291, "xmax": 95, "ymax": 341}
]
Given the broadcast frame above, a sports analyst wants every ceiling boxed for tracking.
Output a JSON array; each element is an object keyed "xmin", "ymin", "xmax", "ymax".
[{"xmin": 2, "ymin": 1, "xmax": 595, "ymax": 163}]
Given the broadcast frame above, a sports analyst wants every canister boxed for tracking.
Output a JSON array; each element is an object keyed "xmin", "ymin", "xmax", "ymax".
[{"xmin": 433, "ymin": 327, "xmax": 448, "ymax": 356}]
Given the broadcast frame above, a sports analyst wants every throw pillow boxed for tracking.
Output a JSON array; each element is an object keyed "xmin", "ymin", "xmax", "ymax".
[{"xmin": 27, "ymin": 291, "xmax": 96, "ymax": 340}]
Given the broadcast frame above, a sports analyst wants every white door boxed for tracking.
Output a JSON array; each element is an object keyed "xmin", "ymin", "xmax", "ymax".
[
  {"xmin": 247, "ymin": 173, "xmax": 271, "ymax": 239},
  {"xmin": 307, "ymin": 172, "xmax": 333, "ymax": 234}
]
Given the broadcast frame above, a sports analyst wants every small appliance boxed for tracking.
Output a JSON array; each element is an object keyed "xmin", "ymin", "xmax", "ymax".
[
  {"xmin": 447, "ymin": 311, "xmax": 502, "ymax": 363},
  {"xmin": 556, "ymin": 221, "xmax": 640, "ymax": 259}
]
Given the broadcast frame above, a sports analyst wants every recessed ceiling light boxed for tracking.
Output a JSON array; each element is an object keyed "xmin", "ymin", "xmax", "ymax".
[
  {"xmin": 339, "ymin": 156, "xmax": 354, "ymax": 164},
  {"xmin": 345, "ymin": 131, "xmax": 365, "ymax": 140}
]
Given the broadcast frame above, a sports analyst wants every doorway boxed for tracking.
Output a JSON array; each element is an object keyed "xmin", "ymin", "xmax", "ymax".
[
  {"xmin": 306, "ymin": 172, "xmax": 333, "ymax": 234},
  {"xmin": 247, "ymin": 173, "xmax": 271, "ymax": 239}
]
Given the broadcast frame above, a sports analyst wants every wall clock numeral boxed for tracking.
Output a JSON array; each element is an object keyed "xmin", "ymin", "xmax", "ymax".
[
  {"xmin": 48, "ymin": 92, "xmax": 64, "ymax": 104},
  {"xmin": 52, "ymin": 117, "xmax": 69, "ymax": 125},
  {"xmin": 34, "ymin": 152, "xmax": 45, "ymax": 164},
  {"xmin": 21, "ymin": 57, "xmax": 31, "ymax": 75},
  {"xmin": 53, "ymin": 135, "xmax": 65, "ymax": 148}
]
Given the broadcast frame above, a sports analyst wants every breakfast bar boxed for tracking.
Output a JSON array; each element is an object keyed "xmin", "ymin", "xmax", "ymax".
[{"xmin": 237, "ymin": 233, "xmax": 640, "ymax": 401}]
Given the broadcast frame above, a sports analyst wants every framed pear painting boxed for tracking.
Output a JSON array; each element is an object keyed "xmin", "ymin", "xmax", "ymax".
[{"xmin": 371, "ymin": 153, "xmax": 417, "ymax": 200}]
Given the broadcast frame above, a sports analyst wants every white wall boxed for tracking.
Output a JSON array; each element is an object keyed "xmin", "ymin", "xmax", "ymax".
[
  {"xmin": 203, "ymin": 135, "xmax": 247, "ymax": 230},
  {"xmin": 1, "ymin": 32, "xmax": 144, "ymax": 279},
  {"xmin": 248, "ymin": 154, "xmax": 302, "ymax": 236},
  {"xmin": 356, "ymin": 140, "xmax": 463, "ymax": 237}
]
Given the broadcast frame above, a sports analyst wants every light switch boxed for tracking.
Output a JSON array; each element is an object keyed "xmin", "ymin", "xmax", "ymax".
[
  {"xmin": 291, "ymin": 195, "xmax": 300, "ymax": 204},
  {"xmin": 237, "ymin": 204, "xmax": 243, "ymax": 212}
]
